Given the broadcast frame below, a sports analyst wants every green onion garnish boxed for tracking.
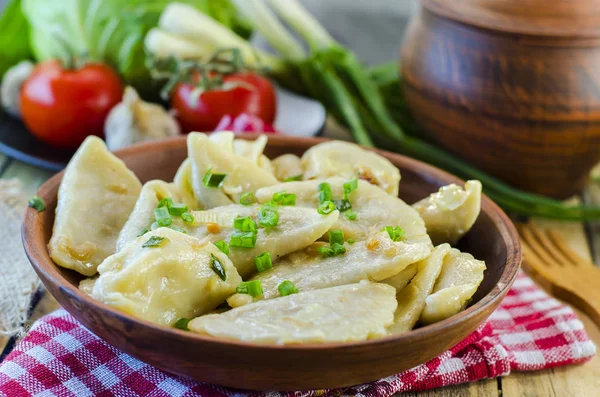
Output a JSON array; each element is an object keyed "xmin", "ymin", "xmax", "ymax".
[
  {"xmin": 150, "ymin": 221, "xmax": 159, "ymax": 230},
  {"xmin": 334, "ymin": 199, "xmax": 352, "ymax": 212},
  {"xmin": 215, "ymin": 240, "xmax": 229, "ymax": 255},
  {"xmin": 202, "ymin": 169, "xmax": 227, "ymax": 188},
  {"xmin": 181, "ymin": 212, "xmax": 194, "ymax": 223},
  {"xmin": 343, "ymin": 177, "xmax": 358, "ymax": 198},
  {"xmin": 318, "ymin": 182, "xmax": 332, "ymax": 203},
  {"xmin": 154, "ymin": 207, "xmax": 172, "ymax": 227},
  {"xmin": 210, "ymin": 253, "xmax": 227, "ymax": 281},
  {"xmin": 236, "ymin": 280, "xmax": 263, "ymax": 297},
  {"xmin": 318, "ymin": 246, "xmax": 335, "ymax": 257},
  {"xmin": 230, "ymin": 231, "xmax": 257, "ymax": 248},
  {"xmin": 234, "ymin": 216, "xmax": 257, "ymax": 233},
  {"xmin": 240, "ymin": 192, "xmax": 255, "ymax": 205},
  {"xmin": 255, "ymin": 252, "xmax": 273, "ymax": 272},
  {"xmin": 278, "ymin": 280, "xmax": 298, "ymax": 296},
  {"xmin": 158, "ymin": 197, "xmax": 173, "ymax": 208},
  {"xmin": 329, "ymin": 230, "xmax": 344, "ymax": 246},
  {"xmin": 173, "ymin": 318, "xmax": 190, "ymax": 330},
  {"xmin": 168, "ymin": 203, "xmax": 188, "ymax": 216},
  {"xmin": 331, "ymin": 242, "xmax": 347, "ymax": 255},
  {"xmin": 28, "ymin": 195, "xmax": 45, "ymax": 212},
  {"xmin": 137, "ymin": 228, "xmax": 149, "ymax": 237},
  {"xmin": 258, "ymin": 211, "xmax": 278, "ymax": 228},
  {"xmin": 344, "ymin": 209, "xmax": 357, "ymax": 220},
  {"xmin": 317, "ymin": 200, "xmax": 335, "ymax": 215},
  {"xmin": 258, "ymin": 201, "xmax": 279, "ymax": 228},
  {"xmin": 168, "ymin": 225, "xmax": 187, "ymax": 234},
  {"xmin": 273, "ymin": 191, "xmax": 297, "ymax": 206},
  {"xmin": 347, "ymin": 239, "xmax": 355, "ymax": 244},
  {"xmin": 142, "ymin": 236, "xmax": 168, "ymax": 248},
  {"xmin": 284, "ymin": 175, "xmax": 302, "ymax": 182},
  {"xmin": 382, "ymin": 226, "xmax": 405, "ymax": 242}
]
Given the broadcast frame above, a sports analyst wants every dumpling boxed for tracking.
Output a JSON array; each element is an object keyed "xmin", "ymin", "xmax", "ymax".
[
  {"xmin": 412, "ymin": 180, "xmax": 482, "ymax": 245},
  {"xmin": 116, "ymin": 180, "xmax": 195, "ymax": 251},
  {"xmin": 256, "ymin": 178, "xmax": 431, "ymax": 246},
  {"xmin": 49, "ymin": 136, "xmax": 141, "ymax": 276},
  {"xmin": 383, "ymin": 263, "xmax": 417, "ymax": 291},
  {"xmin": 227, "ymin": 228, "xmax": 431, "ymax": 307},
  {"xmin": 186, "ymin": 204, "xmax": 340, "ymax": 277},
  {"xmin": 420, "ymin": 248, "xmax": 486, "ymax": 325},
  {"xmin": 92, "ymin": 227, "xmax": 242, "ymax": 326},
  {"xmin": 387, "ymin": 244, "xmax": 451, "ymax": 334},
  {"xmin": 271, "ymin": 154, "xmax": 303, "ymax": 181},
  {"xmin": 301, "ymin": 141, "xmax": 400, "ymax": 195},
  {"xmin": 187, "ymin": 132, "xmax": 278, "ymax": 208},
  {"xmin": 173, "ymin": 159, "xmax": 197, "ymax": 209},
  {"xmin": 189, "ymin": 281, "xmax": 397, "ymax": 344}
]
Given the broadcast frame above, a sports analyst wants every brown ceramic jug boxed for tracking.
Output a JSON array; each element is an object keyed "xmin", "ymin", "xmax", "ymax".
[{"xmin": 401, "ymin": 0, "xmax": 600, "ymax": 198}]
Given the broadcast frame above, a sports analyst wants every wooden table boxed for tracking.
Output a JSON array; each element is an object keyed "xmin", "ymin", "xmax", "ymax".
[{"xmin": 1, "ymin": 148, "xmax": 598, "ymax": 396}]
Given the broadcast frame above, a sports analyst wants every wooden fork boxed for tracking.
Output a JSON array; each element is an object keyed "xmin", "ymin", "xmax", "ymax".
[{"xmin": 518, "ymin": 222, "xmax": 600, "ymax": 328}]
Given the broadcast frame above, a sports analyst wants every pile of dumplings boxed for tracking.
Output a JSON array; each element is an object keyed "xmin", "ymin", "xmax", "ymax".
[{"xmin": 48, "ymin": 132, "xmax": 485, "ymax": 345}]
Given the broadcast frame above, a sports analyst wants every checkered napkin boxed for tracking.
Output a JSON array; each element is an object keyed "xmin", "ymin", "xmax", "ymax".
[{"xmin": 0, "ymin": 271, "xmax": 596, "ymax": 397}]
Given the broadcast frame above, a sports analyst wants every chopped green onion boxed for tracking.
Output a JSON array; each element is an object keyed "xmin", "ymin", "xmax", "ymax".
[
  {"xmin": 158, "ymin": 197, "xmax": 173, "ymax": 208},
  {"xmin": 234, "ymin": 216, "xmax": 258, "ymax": 233},
  {"xmin": 154, "ymin": 207, "xmax": 172, "ymax": 227},
  {"xmin": 262, "ymin": 200, "xmax": 279, "ymax": 213},
  {"xmin": 202, "ymin": 168, "xmax": 227, "ymax": 188},
  {"xmin": 258, "ymin": 201, "xmax": 279, "ymax": 228},
  {"xmin": 382, "ymin": 226, "xmax": 405, "ymax": 242},
  {"xmin": 137, "ymin": 228, "xmax": 149, "ymax": 237},
  {"xmin": 215, "ymin": 240, "xmax": 229, "ymax": 255},
  {"xmin": 169, "ymin": 225, "xmax": 187, "ymax": 234},
  {"xmin": 278, "ymin": 280, "xmax": 298, "ymax": 296},
  {"xmin": 210, "ymin": 253, "xmax": 227, "ymax": 281},
  {"xmin": 173, "ymin": 318, "xmax": 190, "ymax": 330},
  {"xmin": 168, "ymin": 203, "xmax": 188, "ymax": 216},
  {"xmin": 343, "ymin": 177, "xmax": 358, "ymax": 198},
  {"xmin": 331, "ymin": 242, "xmax": 346, "ymax": 255},
  {"xmin": 273, "ymin": 191, "xmax": 297, "ymax": 206},
  {"xmin": 240, "ymin": 192, "xmax": 255, "ymax": 205},
  {"xmin": 329, "ymin": 229, "xmax": 344, "ymax": 246},
  {"xmin": 142, "ymin": 236, "xmax": 168, "ymax": 248},
  {"xmin": 236, "ymin": 280, "xmax": 263, "ymax": 297},
  {"xmin": 317, "ymin": 200, "xmax": 335, "ymax": 215},
  {"xmin": 334, "ymin": 199, "xmax": 352, "ymax": 212},
  {"xmin": 258, "ymin": 210, "xmax": 279, "ymax": 228},
  {"xmin": 347, "ymin": 239, "xmax": 355, "ymax": 244},
  {"xmin": 255, "ymin": 252, "xmax": 273, "ymax": 272},
  {"xmin": 318, "ymin": 182, "xmax": 332, "ymax": 203},
  {"xmin": 318, "ymin": 246, "xmax": 335, "ymax": 257},
  {"xmin": 284, "ymin": 175, "xmax": 303, "ymax": 182},
  {"xmin": 150, "ymin": 221, "xmax": 160, "ymax": 230},
  {"xmin": 230, "ymin": 231, "xmax": 257, "ymax": 248},
  {"xmin": 344, "ymin": 209, "xmax": 357, "ymax": 220},
  {"xmin": 28, "ymin": 195, "xmax": 45, "ymax": 212},
  {"xmin": 181, "ymin": 212, "xmax": 194, "ymax": 223}
]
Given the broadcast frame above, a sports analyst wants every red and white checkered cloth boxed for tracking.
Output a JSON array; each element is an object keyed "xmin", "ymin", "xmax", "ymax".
[{"xmin": 0, "ymin": 271, "xmax": 595, "ymax": 396}]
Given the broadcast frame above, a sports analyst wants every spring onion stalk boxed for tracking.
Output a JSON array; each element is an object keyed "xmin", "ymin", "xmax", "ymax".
[
  {"xmin": 232, "ymin": 0, "xmax": 306, "ymax": 60},
  {"xmin": 153, "ymin": 2, "xmax": 284, "ymax": 72},
  {"xmin": 266, "ymin": 0, "xmax": 335, "ymax": 50},
  {"xmin": 145, "ymin": 29, "xmax": 216, "ymax": 60}
]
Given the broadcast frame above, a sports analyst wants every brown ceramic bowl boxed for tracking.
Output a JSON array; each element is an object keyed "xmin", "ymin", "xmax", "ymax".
[{"xmin": 22, "ymin": 135, "xmax": 521, "ymax": 391}]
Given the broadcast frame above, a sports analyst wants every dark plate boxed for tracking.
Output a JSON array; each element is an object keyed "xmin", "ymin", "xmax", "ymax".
[{"xmin": 0, "ymin": 111, "xmax": 73, "ymax": 171}]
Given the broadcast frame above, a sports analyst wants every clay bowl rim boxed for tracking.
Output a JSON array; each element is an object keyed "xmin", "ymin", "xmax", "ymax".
[{"xmin": 22, "ymin": 134, "xmax": 521, "ymax": 353}]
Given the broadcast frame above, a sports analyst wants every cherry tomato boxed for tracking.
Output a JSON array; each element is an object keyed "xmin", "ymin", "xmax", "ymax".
[
  {"xmin": 171, "ymin": 72, "xmax": 276, "ymax": 133},
  {"xmin": 20, "ymin": 60, "xmax": 123, "ymax": 149}
]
